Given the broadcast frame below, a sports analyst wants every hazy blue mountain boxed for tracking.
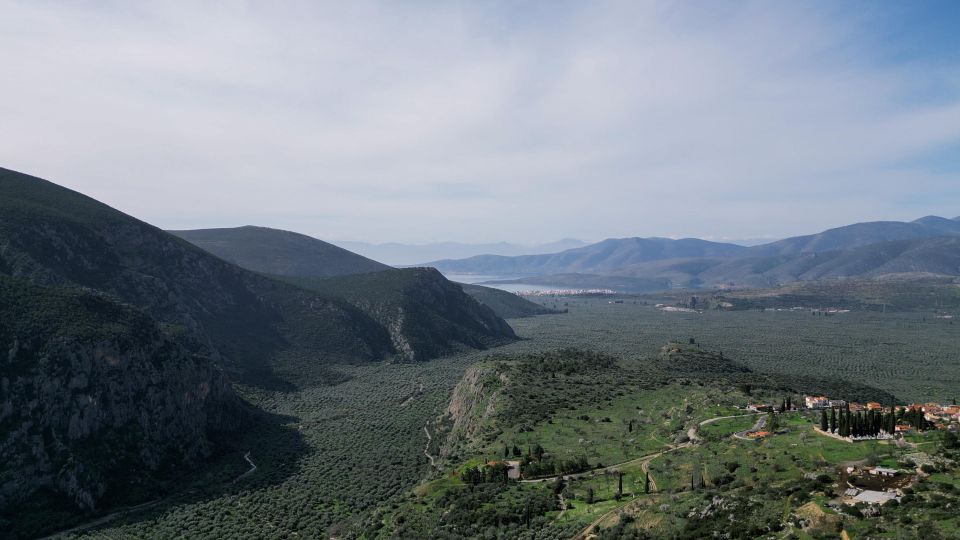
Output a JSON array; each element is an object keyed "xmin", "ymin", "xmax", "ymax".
[
  {"xmin": 698, "ymin": 236, "xmax": 960, "ymax": 287},
  {"xmin": 424, "ymin": 217, "xmax": 960, "ymax": 292},
  {"xmin": 746, "ymin": 219, "xmax": 960, "ymax": 257},
  {"xmin": 911, "ymin": 215, "xmax": 960, "ymax": 234},
  {"xmin": 426, "ymin": 237, "xmax": 749, "ymax": 276},
  {"xmin": 553, "ymin": 236, "xmax": 960, "ymax": 291},
  {"xmin": 171, "ymin": 226, "xmax": 391, "ymax": 277},
  {"xmin": 337, "ymin": 238, "xmax": 588, "ymax": 266}
]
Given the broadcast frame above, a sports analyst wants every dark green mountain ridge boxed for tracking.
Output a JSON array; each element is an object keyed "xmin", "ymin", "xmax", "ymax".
[
  {"xmin": 169, "ymin": 226, "xmax": 390, "ymax": 278},
  {"xmin": 170, "ymin": 224, "xmax": 552, "ymax": 321},
  {"xmin": 0, "ymin": 274, "xmax": 246, "ymax": 515},
  {"xmin": 279, "ymin": 269, "xmax": 517, "ymax": 361},
  {"xmin": 0, "ymin": 167, "xmax": 396, "ymax": 383}
]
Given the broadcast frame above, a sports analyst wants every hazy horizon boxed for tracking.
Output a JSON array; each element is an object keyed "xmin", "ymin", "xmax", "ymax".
[{"xmin": 2, "ymin": 1, "xmax": 959, "ymax": 244}]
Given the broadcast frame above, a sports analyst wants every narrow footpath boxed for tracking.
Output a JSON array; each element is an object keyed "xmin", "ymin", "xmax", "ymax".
[
  {"xmin": 234, "ymin": 451, "xmax": 257, "ymax": 483},
  {"xmin": 423, "ymin": 424, "xmax": 436, "ymax": 467}
]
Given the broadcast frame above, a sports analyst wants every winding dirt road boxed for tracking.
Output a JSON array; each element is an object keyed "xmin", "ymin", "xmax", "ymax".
[
  {"xmin": 423, "ymin": 425, "xmax": 436, "ymax": 467},
  {"xmin": 234, "ymin": 451, "xmax": 257, "ymax": 483}
]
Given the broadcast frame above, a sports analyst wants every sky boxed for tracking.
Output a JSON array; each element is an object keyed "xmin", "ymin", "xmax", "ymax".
[{"xmin": 1, "ymin": 1, "xmax": 959, "ymax": 244}]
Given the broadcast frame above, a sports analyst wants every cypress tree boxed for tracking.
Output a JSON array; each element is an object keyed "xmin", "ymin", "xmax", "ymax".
[
  {"xmin": 645, "ymin": 472, "xmax": 650, "ymax": 494},
  {"xmin": 830, "ymin": 408, "xmax": 837, "ymax": 433},
  {"xmin": 820, "ymin": 410, "xmax": 828, "ymax": 431}
]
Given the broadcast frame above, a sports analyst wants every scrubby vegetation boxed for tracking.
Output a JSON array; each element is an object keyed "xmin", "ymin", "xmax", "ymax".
[
  {"xmin": 513, "ymin": 296, "xmax": 959, "ymax": 402},
  {"xmin": 648, "ymin": 276, "xmax": 960, "ymax": 313},
  {"xmin": 27, "ymin": 295, "xmax": 960, "ymax": 538}
]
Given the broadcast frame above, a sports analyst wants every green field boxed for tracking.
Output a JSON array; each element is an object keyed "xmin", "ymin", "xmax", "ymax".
[
  {"xmin": 513, "ymin": 296, "xmax": 960, "ymax": 402},
  {"xmin": 478, "ymin": 385, "xmax": 744, "ymax": 470}
]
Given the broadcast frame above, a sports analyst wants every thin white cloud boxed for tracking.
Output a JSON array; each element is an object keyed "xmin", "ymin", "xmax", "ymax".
[{"xmin": 0, "ymin": 1, "xmax": 958, "ymax": 243}]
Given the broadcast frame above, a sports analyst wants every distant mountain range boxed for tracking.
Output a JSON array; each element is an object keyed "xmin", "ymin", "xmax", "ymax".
[
  {"xmin": 427, "ymin": 237, "xmax": 749, "ymax": 276},
  {"xmin": 430, "ymin": 216, "xmax": 960, "ymax": 292},
  {"xmin": 747, "ymin": 216, "xmax": 960, "ymax": 257},
  {"xmin": 335, "ymin": 238, "xmax": 589, "ymax": 266}
]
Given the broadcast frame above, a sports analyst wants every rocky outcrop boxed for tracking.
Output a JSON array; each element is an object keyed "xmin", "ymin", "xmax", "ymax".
[
  {"xmin": 0, "ymin": 278, "xmax": 247, "ymax": 511},
  {"xmin": 284, "ymin": 267, "xmax": 517, "ymax": 363},
  {"xmin": 439, "ymin": 364, "xmax": 507, "ymax": 457}
]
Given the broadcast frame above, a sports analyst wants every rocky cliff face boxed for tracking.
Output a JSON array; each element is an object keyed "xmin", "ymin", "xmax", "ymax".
[
  {"xmin": 439, "ymin": 363, "xmax": 507, "ymax": 458},
  {"xmin": 357, "ymin": 268, "xmax": 516, "ymax": 362},
  {"xmin": 0, "ymin": 278, "xmax": 246, "ymax": 511},
  {"xmin": 282, "ymin": 267, "xmax": 517, "ymax": 362}
]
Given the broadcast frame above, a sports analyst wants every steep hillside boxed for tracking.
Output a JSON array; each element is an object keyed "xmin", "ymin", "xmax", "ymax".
[
  {"xmin": 0, "ymin": 167, "xmax": 401, "ymax": 384},
  {"xmin": 279, "ymin": 268, "xmax": 517, "ymax": 361},
  {"xmin": 172, "ymin": 224, "xmax": 546, "ymax": 322},
  {"xmin": 171, "ymin": 226, "xmax": 390, "ymax": 277},
  {"xmin": 0, "ymin": 275, "xmax": 246, "ymax": 514},
  {"xmin": 427, "ymin": 237, "xmax": 748, "ymax": 275},
  {"xmin": 459, "ymin": 284, "xmax": 560, "ymax": 318}
]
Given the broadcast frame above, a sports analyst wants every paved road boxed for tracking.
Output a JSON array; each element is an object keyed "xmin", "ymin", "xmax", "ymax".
[{"xmin": 734, "ymin": 414, "xmax": 767, "ymax": 440}]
